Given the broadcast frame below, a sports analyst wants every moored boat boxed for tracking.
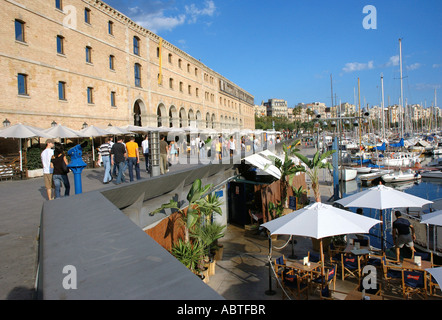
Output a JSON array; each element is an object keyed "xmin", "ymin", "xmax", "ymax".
[{"xmin": 381, "ymin": 169, "xmax": 421, "ymax": 183}]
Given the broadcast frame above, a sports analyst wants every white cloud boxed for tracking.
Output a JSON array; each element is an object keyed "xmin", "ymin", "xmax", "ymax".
[
  {"xmin": 136, "ymin": 13, "xmax": 186, "ymax": 33},
  {"xmin": 125, "ymin": 1, "xmax": 216, "ymax": 33},
  {"xmin": 342, "ymin": 60, "xmax": 374, "ymax": 73},
  {"xmin": 185, "ymin": 0, "xmax": 216, "ymax": 23},
  {"xmin": 386, "ymin": 55, "xmax": 399, "ymax": 67},
  {"xmin": 433, "ymin": 64, "xmax": 442, "ymax": 68},
  {"xmin": 406, "ymin": 63, "xmax": 421, "ymax": 71}
]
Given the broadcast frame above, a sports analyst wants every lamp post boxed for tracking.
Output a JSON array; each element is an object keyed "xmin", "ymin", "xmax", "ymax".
[{"xmin": 3, "ymin": 118, "xmax": 11, "ymax": 128}]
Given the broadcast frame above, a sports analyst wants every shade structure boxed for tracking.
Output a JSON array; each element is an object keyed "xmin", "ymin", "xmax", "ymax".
[
  {"xmin": 0, "ymin": 123, "xmax": 53, "ymax": 139},
  {"xmin": 44, "ymin": 124, "xmax": 83, "ymax": 138},
  {"xmin": 261, "ymin": 202, "xmax": 382, "ymax": 239},
  {"xmin": 335, "ymin": 184, "xmax": 433, "ymax": 251},
  {"xmin": 0, "ymin": 123, "xmax": 54, "ymax": 172},
  {"xmin": 261, "ymin": 202, "xmax": 382, "ymax": 290},
  {"xmin": 105, "ymin": 126, "xmax": 131, "ymax": 135},
  {"xmin": 420, "ymin": 210, "xmax": 442, "ymax": 226},
  {"xmin": 78, "ymin": 125, "xmax": 110, "ymax": 162},
  {"xmin": 426, "ymin": 267, "xmax": 442, "ymax": 287},
  {"xmin": 78, "ymin": 125, "xmax": 111, "ymax": 137},
  {"xmin": 335, "ymin": 184, "xmax": 433, "ymax": 210},
  {"xmin": 244, "ymin": 152, "xmax": 281, "ymax": 179}
]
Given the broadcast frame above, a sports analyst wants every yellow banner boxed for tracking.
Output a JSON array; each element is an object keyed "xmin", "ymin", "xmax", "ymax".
[{"xmin": 158, "ymin": 37, "xmax": 163, "ymax": 85}]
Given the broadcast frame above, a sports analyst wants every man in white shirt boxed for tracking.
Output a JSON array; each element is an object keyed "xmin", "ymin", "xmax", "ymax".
[
  {"xmin": 41, "ymin": 139, "xmax": 55, "ymax": 200},
  {"xmin": 141, "ymin": 135, "xmax": 150, "ymax": 173}
]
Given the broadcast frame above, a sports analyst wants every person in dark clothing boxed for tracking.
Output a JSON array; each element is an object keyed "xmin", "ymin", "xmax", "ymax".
[
  {"xmin": 392, "ymin": 211, "xmax": 416, "ymax": 261},
  {"xmin": 50, "ymin": 145, "xmax": 70, "ymax": 199},
  {"xmin": 111, "ymin": 136, "xmax": 127, "ymax": 184}
]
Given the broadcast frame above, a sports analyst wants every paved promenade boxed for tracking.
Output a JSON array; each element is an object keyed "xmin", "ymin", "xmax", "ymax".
[{"xmin": 0, "ymin": 145, "xmax": 332, "ymax": 300}]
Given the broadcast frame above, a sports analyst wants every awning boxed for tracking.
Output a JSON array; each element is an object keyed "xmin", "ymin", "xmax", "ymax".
[{"xmin": 244, "ymin": 151, "xmax": 281, "ymax": 179}]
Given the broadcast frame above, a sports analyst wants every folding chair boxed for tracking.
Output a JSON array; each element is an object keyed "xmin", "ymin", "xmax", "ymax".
[
  {"xmin": 281, "ymin": 269, "xmax": 309, "ymax": 300},
  {"xmin": 381, "ymin": 255, "xmax": 402, "ymax": 290},
  {"xmin": 401, "ymin": 270, "xmax": 428, "ymax": 300},
  {"xmin": 328, "ymin": 242, "xmax": 344, "ymax": 265},
  {"xmin": 341, "ymin": 253, "xmax": 364, "ymax": 281},
  {"xmin": 311, "ymin": 264, "xmax": 337, "ymax": 295}
]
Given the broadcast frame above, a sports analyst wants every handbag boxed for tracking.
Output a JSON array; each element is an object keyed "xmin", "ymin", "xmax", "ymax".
[{"xmin": 62, "ymin": 158, "xmax": 70, "ymax": 174}]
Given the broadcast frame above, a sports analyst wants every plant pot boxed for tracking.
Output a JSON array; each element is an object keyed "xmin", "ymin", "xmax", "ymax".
[
  {"xmin": 213, "ymin": 245, "xmax": 223, "ymax": 261},
  {"xmin": 208, "ymin": 261, "xmax": 216, "ymax": 276}
]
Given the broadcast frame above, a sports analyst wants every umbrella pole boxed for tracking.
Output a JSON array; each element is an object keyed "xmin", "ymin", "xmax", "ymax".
[
  {"xmin": 320, "ymin": 239, "xmax": 325, "ymax": 290},
  {"xmin": 19, "ymin": 138, "xmax": 23, "ymax": 172},
  {"xmin": 265, "ymin": 234, "xmax": 276, "ymax": 296}
]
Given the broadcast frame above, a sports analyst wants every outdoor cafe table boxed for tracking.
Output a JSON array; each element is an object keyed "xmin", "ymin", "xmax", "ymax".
[
  {"xmin": 400, "ymin": 258, "xmax": 432, "ymax": 271},
  {"xmin": 343, "ymin": 244, "xmax": 371, "ymax": 254},
  {"xmin": 286, "ymin": 259, "xmax": 321, "ymax": 279}
]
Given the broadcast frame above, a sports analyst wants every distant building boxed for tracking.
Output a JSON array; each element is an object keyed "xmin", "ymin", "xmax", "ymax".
[
  {"xmin": 264, "ymin": 99, "xmax": 288, "ymax": 118},
  {"xmin": 254, "ymin": 104, "xmax": 267, "ymax": 118}
]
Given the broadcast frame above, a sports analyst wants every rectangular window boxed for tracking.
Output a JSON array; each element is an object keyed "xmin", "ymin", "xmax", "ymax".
[
  {"xmin": 18, "ymin": 73, "xmax": 27, "ymax": 95},
  {"xmin": 55, "ymin": 0, "xmax": 62, "ymax": 10},
  {"xmin": 133, "ymin": 37, "xmax": 140, "ymax": 56},
  {"xmin": 111, "ymin": 91, "xmax": 116, "ymax": 107},
  {"xmin": 87, "ymin": 87, "xmax": 94, "ymax": 104},
  {"xmin": 85, "ymin": 46, "xmax": 92, "ymax": 63},
  {"xmin": 58, "ymin": 81, "xmax": 66, "ymax": 100},
  {"xmin": 134, "ymin": 64, "xmax": 141, "ymax": 87},
  {"xmin": 108, "ymin": 21, "xmax": 114, "ymax": 35},
  {"xmin": 109, "ymin": 55, "xmax": 115, "ymax": 70},
  {"xmin": 15, "ymin": 20, "xmax": 25, "ymax": 42},
  {"xmin": 84, "ymin": 8, "xmax": 91, "ymax": 24},
  {"xmin": 57, "ymin": 35, "xmax": 64, "ymax": 54}
]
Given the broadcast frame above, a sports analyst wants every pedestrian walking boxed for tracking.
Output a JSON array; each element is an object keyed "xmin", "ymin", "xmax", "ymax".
[
  {"xmin": 50, "ymin": 144, "xmax": 70, "ymax": 198},
  {"xmin": 111, "ymin": 136, "xmax": 127, "ymax": 184},
  {"xmin": 126, "ymin": 136, "xmax": 141, "ymax": 181},
  {"xmin": 141, "ymin": 135, "xmax": 150, "ymax": 173},
  {"xmin": 41, "ymin": 138, "xmax": 55, "ymax": 200},
  {"xmin": 159, "ymin": 135, "xmax": 169, "ymax": 174},
  {"xmin": 98, "ymin": 137, "xmax": 112, "ymax": 184}
]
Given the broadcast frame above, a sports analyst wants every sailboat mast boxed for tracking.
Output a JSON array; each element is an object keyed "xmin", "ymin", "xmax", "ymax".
[
  {"xmin": 358, "ymin": 78, "xmax": 362, "ymax": 147},
  {"xmin": 399, "ymin": 38, "xmax": 404, "ymax": 138},
  {"xmin": 381, "ymin": 74, "xmax": 385, "ymax": 141}
]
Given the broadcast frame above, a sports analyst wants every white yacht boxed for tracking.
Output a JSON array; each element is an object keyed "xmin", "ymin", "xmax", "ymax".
[{"xmin": 381, "ymin": 169, "xmax": 421, "ymax": 183}]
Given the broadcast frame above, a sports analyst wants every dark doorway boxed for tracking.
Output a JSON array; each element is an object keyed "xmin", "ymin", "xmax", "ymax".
[{"xmin": 134, "ymin": 101, "xmax": 142, "ymax": 126}]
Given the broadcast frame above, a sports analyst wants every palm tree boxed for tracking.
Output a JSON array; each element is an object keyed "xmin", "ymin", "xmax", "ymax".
[{"xmin": 292, "ymin": 149, "xmax": 335, "ymax": 203}]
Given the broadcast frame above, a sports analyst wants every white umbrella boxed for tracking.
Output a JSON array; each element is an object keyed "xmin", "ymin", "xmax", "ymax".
[
  {"xmin": 335, "ymin": 184, "xmax": 433, "ymax": 210},
  {"xmin": 261, "ymin": 202, "xmax": 382, "ymax": 287},
  {"xmin": 420, "ymin": 210, "xmax": 442, "ymax": 226},
  {"xmin": 105, "ymin": 126, "xmax": 131, "ymax": 135},
  {"xmin": 44, "ymin": 124, "xmax": 82, "ymax": 138},
  {"xmin": 78, "ymin": 125, "xmax": 110, "ymax": 162},
  {"xmin": 0, "ymin": 123, "xmax": 54, "ymax": 172},
  {"xmin": 426, "ymin": 267, "xmax": 442, "ymax": 287},
  {"xmin": 335, "ymin": 184, "xmax": 433, "ymax": 251}
]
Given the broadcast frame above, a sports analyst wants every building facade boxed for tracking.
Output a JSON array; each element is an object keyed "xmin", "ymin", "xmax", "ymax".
[
  {"xmin": 0, "ymin": 0, "xmax": 255, "ymax": 131},
  {"xmin": 264, "ymin": 99, "xmax": 288, "ymax": 118}
]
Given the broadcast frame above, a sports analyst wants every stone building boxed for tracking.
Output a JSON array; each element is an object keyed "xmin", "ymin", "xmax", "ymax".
[{"xmin": 0, "ymin": 0, "xmax": 255, "ymax": 130}]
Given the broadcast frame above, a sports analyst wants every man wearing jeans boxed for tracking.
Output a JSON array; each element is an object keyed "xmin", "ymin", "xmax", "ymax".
[
  {"xmin": 141, "ymin": 135, "xmax": 150, "ymax": 173},
  {"xmin": 98, "ymin": 137, "xmax": 112, "ymax": 184},
  {"xmin": 126, "ymin": 136, "xmax": 141, "ymax": 181},
  {"xmin": 111, "ymin": 136, "xmax": 127, "ymax": 184}
]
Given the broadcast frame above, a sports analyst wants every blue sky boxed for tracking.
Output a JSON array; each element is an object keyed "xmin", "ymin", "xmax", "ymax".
[{"xmin": 104, "ymin": 0, "xmax": 442, "ymax": 109}]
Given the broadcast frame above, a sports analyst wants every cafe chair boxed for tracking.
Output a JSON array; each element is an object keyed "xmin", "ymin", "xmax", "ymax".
[
  {"xmin": 401, "ymin": 270, "xmax": 428, "ymax": 300},
  {"xmin": 328, "ymin": 242, "xmax": 344, "ymax": 265},
  {"xmin": 274, "ymin": 255, "xmax": 288, "ymax": 287},
  {"xmin": 319, "ymin": 285, "xmax": 348, "ymax": 300},
  {"xmin": 381, "ymin": 255, "xmax": 402, "ymax": 290},
  {"xmin": 428, "ymin": 273, "xmax": 441, "ymax": 297},
  {"xmin": 311, "ymin": 264, "xmax": 337, "ymax": 294},
  {"xmin": 307, "ymin": 251, "xmax": 321, "ymax": 263},
  {"xmin": 281, "ymin": 269, "xmax": 310, "ymax": 300},
  {"xmin": 341, "ymin": 254, "xmax": 364, "ymax": 281}
]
